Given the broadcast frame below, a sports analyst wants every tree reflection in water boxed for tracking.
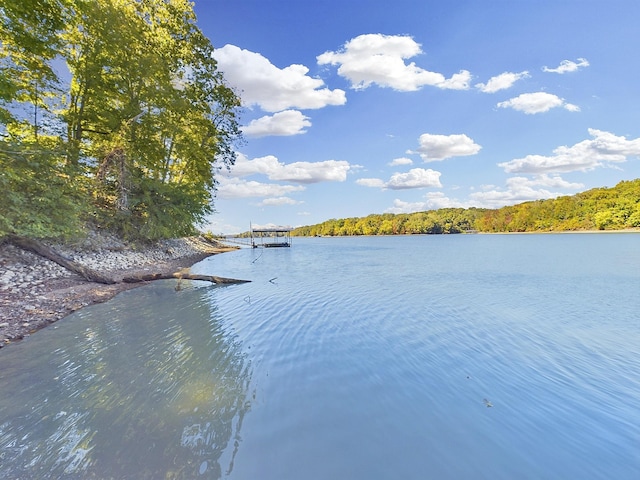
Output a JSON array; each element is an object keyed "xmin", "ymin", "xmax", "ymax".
[{"xmin": 0, "ymin": 282, "xmax": 253, "ymax": 479}]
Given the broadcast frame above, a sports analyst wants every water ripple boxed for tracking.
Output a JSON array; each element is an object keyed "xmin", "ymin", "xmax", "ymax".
[{"xmin": 1, "ymin": 235, "xmax": 639, "ymax": 479}]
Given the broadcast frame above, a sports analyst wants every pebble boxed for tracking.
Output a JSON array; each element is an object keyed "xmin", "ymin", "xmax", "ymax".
[{"xmin": 1, "ymin": 271, "xmax": 15, "ymax": 281}]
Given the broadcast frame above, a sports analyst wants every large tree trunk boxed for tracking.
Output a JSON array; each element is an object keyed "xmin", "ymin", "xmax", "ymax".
[
  {"xmin": 122, "ymin": 272, "xmax": 250, "ymax": 284},
  {"xmin": 7, "ymin": 235, "xmax": 117, "ymax": 284}
]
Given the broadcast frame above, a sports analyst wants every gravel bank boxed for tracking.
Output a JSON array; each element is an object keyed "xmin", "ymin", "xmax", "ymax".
[{"xmin": 0, "ymin": 235, "xmax": 237, "ymax": 347}]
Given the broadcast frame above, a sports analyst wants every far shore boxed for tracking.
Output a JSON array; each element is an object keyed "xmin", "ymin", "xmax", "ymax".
[
  {"xmin": 478, "ymin": 228, "xmax": 640, "ymax": 234},
  {"xmin": 295, "ymin": 228, "xmax": 640, "ymax": 238}
]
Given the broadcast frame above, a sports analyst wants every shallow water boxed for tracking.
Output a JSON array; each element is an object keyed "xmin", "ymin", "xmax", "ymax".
[{"xmin": 1, "ymin": 233, "xmax": 639, "ymax": 479}]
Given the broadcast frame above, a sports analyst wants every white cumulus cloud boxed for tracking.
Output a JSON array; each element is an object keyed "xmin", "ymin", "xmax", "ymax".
[
  {"xmin": 356, "ymin": 178, "xmax": 386, "ymax": 188},
  {"xmin": 384, "ymin": 199, "xmax": 428, "ymax": 214},
  {"xmin": 358, "ymin": 168, "xmax": 442, "ymax": 190},
  {"xmin": 469, "ymin": 175, "xmax": 583, "ymax": 208},
  {"xmin": 498, "ymin": 129, "xmax": 640, "ymax": 174},
  {"xmin": 413, "ymin": 133, "xmax": 481, "ymax": 161},
  {"xmin": 519, "ymin": 174, "xmax": 585, "ymax": 189},
  {"xmin": 476, "ymin": 71, "xmax": 530, "ymax": 93},
  {"xmin": 273, "ymin": 160, "xmax": 352, "ymax": 183},
  {"xmin": 470, "ymin": 185, "xmax": 554, "ymax": 208},
  {"xmin": 389, "ymin": 157, "xmax": 413, "ymax": 166},
  {"xmin": 228, "ymin": 153, "xmax": 353, "ymax": 184},
  {"xmin": 382, "ymin": 193, "xmax": 471, "ymax": 213},
  {"xmin": 422, "ymin": 192, "xmax": 472, "ymax": 209},
  {"xmin": 217, "ymin": 177, "xmax": 305, "ymax": 199},
  {"xmin": 242, "ymin": 110, "xmax": 311, "ymax": 138},
  {"xmin": 317, "ymin": 34, "xmax": 471, "ymax": 91},
  {"xmin": 213, "ymin": 44, "xmax": 346, "ymax": 112},
  {"xmin": 497, "ymin": 92, "xmax": 579, "ymax": 114},
  {"xmin": 543, "ymin": 58, "xmax": 590, "ymax": 74},
  {"xmin": 259, "ymin": 197, "xmax": 302, "ymax": 206}
]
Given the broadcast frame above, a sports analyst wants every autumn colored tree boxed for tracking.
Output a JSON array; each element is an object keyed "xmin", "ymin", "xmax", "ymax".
[{"xmin": 291, "ymin": 181, "xmax": 640, "ymax": 237}]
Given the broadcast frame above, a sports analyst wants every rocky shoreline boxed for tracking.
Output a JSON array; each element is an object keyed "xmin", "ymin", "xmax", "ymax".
[{"xmin": 0, "ymin": 234, "xmax": 237, "ymax": 347}]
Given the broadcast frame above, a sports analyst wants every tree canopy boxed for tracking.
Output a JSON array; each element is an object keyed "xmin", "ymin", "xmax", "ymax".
[
  {"xmin": 1, "ymin": 0, "xmax": 242, "ymax": 241},
  {"xmin": 292, "ymin": 179, "xmax": 640, "ymax": 236}
]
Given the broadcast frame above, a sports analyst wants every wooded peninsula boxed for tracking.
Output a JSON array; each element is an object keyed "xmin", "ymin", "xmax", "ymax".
[{"xmin": 292, "ymin": 179, "xmax": 640, "ymax": 236}]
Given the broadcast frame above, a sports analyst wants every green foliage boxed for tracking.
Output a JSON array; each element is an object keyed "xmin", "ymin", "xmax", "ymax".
[
  {"xmin": 0, "ymin": 140, "xmax": 88, "ymax": 239},
  {"xmin": 292, "ymin": 208, "xmax": 487, "ymax": 236},
  {"xmin": 1, "ymin": 0, "xmax": 242, "ymax": 241},
  {"xmin": 201, "ymin": 230, "xmax": 223, "ymax": 242},
  {"xmin": 94, "ymin": 173, "xmax": 210, "ymax": 241},
  {"xmin": 292, "ymin": 181, "xmax": 640, "ymax": 237}
]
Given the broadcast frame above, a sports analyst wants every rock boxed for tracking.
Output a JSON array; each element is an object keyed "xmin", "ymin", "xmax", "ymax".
[
  {"xmin": 0, "ymin": 322, "xmax": 9, "ymax": 328},
  {"xmin": 1, "ymin": 270, "xmax": 16, "ymax": 282}
]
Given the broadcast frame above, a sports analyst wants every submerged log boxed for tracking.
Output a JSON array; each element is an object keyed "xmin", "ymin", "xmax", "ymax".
[
  {"xmin": 7, "ymin": 235, "xmax": 117, "ymax": 284},
  {"xmin": 122, "ymin": 272, "xmax": 250, "ymax": 284}
]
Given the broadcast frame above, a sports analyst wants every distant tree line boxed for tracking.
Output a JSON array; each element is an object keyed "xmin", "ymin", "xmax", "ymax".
[
  {"xmin": 292, "ymin": 208, "xmax": 488, "ymax": 237},
  {"xmin": 1, "ymin": 0, "xmax": 242, "ymax": 241},
  {"xmin": 292, "ymin": 179, "xmax": 640, "ymax": 236}
]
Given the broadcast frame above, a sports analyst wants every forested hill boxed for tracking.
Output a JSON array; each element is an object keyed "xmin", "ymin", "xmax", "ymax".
[{"xmin": 292, "ymin": 179, "xmax": 640, "ymax": 236}]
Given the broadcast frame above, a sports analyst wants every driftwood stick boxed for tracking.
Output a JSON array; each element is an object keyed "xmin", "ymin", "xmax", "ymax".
[
  {"xmin": 122, "ymin": 272, "xmax": 250, "ymax": 284},
  {"xmin": 8, "ymin": 235, "xmax": 117, "ymax": 284}
]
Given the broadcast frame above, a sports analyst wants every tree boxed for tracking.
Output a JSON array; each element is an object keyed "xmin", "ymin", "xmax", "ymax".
[
  {"xmin": 0, "ymin": 0, "xmax": 89, "ymax": 239},
  {"xmin": 0, "ymin": 0, "xmax": 68, "ymax": 131},
  {"xmin": 1, "ymin": 0, "xmax": 242, "ymax": 241},
  {"xmin": 60, "ymin": 0, "xmax": 242, "ymax": 239}
]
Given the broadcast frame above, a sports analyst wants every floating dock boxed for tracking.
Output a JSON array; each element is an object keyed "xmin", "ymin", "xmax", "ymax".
[{"xmin": 250, "ymin": 226, "xmax": 292, "ymax": 248}]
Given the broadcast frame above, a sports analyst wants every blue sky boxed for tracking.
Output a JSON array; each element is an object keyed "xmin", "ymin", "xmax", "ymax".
[{"xmin": 193, "ymin": 0, "xmax": 640, "ymax": 234}]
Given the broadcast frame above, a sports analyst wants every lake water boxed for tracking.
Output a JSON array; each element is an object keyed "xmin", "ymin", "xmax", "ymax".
[{"xmin": 1, "ymin": 233, "xmax": 639, "ymax": 479}]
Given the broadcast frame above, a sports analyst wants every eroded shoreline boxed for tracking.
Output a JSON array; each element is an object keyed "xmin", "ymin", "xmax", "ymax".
[{"xmin": 0, "ymin": 236, "xmax": 237, "ymax": 347}]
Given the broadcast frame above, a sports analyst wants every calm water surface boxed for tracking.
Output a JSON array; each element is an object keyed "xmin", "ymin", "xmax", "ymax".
[{"xmin": 1, "ymin": 234, "xmax": 639, "ymax": 479}]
